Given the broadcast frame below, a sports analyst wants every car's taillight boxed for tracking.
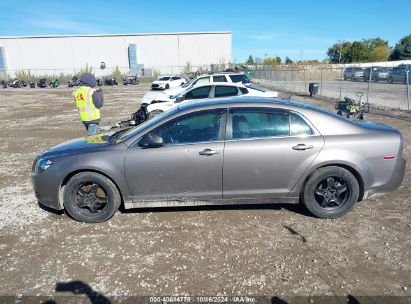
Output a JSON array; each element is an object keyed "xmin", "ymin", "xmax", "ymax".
[{"xmin": 382, "ymin": 156, "xmax": 396, "ymax": 160}]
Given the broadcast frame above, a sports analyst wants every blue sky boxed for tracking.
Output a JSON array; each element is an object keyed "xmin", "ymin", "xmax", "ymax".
[{"xmin": 0, "ymin": 0, "xmax": 410, "ymax": 62}]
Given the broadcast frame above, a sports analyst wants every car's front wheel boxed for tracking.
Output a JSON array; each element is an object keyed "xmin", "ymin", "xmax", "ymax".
[
  {"xmin": 147, "ymin": 110, "xmax": 164, "ymax": 120},
  {"xmin": 63, "ymin": 172, "xmax": 121, "ymax": 223},
  {"xmin": 301, "ymin": 166, "xmax": 359, "ymax": 219}
]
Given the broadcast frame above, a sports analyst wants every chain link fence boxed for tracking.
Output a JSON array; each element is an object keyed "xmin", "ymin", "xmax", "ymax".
[
  {"xmin": 251, "ymin": 65, "xmax": 411, "ymax": 111},
  {"xmin": 0, "ymin": 63, "xmax": 228, "ymax": 81}
]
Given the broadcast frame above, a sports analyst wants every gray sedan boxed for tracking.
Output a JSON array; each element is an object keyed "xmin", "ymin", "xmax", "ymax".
[{"xmin": 32, "ymin": 98, "xmax": 405, "ymax": 223}]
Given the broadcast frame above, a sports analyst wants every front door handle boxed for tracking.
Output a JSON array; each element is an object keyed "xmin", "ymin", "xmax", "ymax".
[
  {"xmin": 292, "ymin": 144, "xmax": 314, "ymax": 151},
  {"xmin": 199, "ymin": 149, "xmax": 220, "ymax": 156}
]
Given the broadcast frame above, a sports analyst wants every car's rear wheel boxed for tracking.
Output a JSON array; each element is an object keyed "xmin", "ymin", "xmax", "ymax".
[
  {"xmin": 63, "ymin": 172, "xmax": 121, "ymax": 223},
  {"xmin": 302, "ymin": 166, "xmax": 359, "ymax": 219}
]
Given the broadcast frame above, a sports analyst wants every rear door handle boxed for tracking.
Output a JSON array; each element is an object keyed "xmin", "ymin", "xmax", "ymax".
[
  {"xmin": 292, "ymin": 144, "xmax": 314, "ymax": 151},
  {"xmin": 199, "ymin": 149, "xmax": 220, "ymax": 156}
]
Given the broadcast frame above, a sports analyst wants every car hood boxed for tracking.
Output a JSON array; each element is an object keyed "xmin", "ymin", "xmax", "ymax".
[
  {"xmin": 164, "ymin": 87, "xmax": 186, "ymax": 95},
  {"xmin": 41, "ymin": 133, "xmax": 112, "ymax": 158},
  {"xmin": 152, "ymin": 80, "xmax": 168, "ymax": 85}
]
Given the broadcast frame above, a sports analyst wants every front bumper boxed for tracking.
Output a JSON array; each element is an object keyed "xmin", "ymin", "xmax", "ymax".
[{"xmin": 31, "ymin": 157, "xmax": 66, "ymax": 210}]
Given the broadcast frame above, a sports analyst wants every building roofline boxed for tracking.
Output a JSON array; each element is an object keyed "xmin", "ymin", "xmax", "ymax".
[{"xmin": 0, "ymin": 31, "xmax": 232, "ymax": 40}]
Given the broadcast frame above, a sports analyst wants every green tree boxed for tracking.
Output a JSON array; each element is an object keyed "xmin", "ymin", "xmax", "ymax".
[
  {"xmin": 389, "ymin": 34, "xmax": 411, "ymax": 60},
  {"xmin": 370, "ymin": 45, "xmax": 391, "ymax": 61},
  {"xmin": 245, "ymin": 55, "xmax": 254, "ymax": 65},
  {"xmin": 285, "ymin": 57, "xmax": 294, "ymax": 65},
  {"xmin": 346, "ymin": 41, "xmax": 370, "ymax": 62},
  {"xmin": 327, "ymin": 41, "xmax": 352, "ymax": 63}
]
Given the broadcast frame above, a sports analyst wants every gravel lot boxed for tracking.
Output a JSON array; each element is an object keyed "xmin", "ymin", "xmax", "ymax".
[{"xmin": 0, "ymin": 84, "xmax": 410, "ymax": 302}]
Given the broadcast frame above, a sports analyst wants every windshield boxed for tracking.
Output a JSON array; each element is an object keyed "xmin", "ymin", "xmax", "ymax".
[
  {"xmin": 116, "ymin": 109, "xmax": 178, "ymax": 143},
  {"xmin": 181, "ymin": 78, "xmax": 196, "ymax": 88},
  {"xmin": 159, "ymin": 76, "xmax": 171, "ymax": 81}
]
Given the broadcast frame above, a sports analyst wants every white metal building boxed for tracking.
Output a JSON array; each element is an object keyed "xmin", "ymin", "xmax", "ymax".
[{"xmin": 0, "ymin": 31, "xmax": 232, "ymax": 76}]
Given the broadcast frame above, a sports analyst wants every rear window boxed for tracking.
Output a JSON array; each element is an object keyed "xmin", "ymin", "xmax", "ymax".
[{"xmin": 229, "ymin": 74, "xmax": 250, "ymax": 84}]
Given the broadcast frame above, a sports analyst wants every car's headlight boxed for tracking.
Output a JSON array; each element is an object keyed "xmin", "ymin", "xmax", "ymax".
[{"xmin": 36, "ymin": 158, "xmax": 53, "ymax": 173}]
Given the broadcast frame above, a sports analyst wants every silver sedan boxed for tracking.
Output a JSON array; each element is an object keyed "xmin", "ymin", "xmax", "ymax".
[{"xmin": 32, "ymin": 97, "xmax": 405, "ymax": 223}]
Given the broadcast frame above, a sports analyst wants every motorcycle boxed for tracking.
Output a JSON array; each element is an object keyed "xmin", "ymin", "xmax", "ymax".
[
  {"xmin": 30, "ymin": 82, "xmax": 36, "ymax": 88},
  {"xmin": 1, "ymin": 80, "xmax": 7, "ymax": 88}
]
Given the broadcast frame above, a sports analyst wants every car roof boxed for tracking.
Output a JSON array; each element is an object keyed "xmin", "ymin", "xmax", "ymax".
[
  {"xmin": 188, "ymin": 82, "xmax": 247, "ymax": 90},
  {"xmin": 177, "ymin": 96, "xmax": 313, "ymax": 112}
]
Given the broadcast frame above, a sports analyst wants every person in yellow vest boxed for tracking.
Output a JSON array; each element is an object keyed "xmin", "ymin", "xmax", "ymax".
[{"xmin": 73, "ymin": 73, "xmax": 104, "ymax": 136}]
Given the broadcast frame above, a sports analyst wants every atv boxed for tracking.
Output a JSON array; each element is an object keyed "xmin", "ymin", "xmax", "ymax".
[
  {"xmin": 123, "ymin": 75, "xmax": 139, "ymax": 85},
  {"xmin": 37, "ymin": 78, "xmax": 47, "ymax": 88},
  {"xmin": 49, "ymin": 79, "xmax": 60, "ymax": 88},
  {"xmin": 68, "ymin": 76, "xmax": 80, "ymax": 88},
  {"xmin": 104, "ymin": 77, "xmax": 118, "ymax": 86},
  {"xmin": 336, "ymin": 92, "xmax": 370, "ymax": 120}
]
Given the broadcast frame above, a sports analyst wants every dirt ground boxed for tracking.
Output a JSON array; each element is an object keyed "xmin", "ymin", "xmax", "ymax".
[{"xmin": 0, "ymin": 84, "xmax": 410, "ymax": 303}]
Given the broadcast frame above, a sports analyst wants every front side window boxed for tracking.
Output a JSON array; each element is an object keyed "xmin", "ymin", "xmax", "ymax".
[
  {"xmin": 193, "ymin": 77, "xmax": 210, "ymax": 86},
  {"xmin": 171, "ymin": 76, "xmax": 181, "ymax": 80},
  {"xmin": 214, "ymin": 86, "xmax": 239, "ymax": 98},
  {"xmin": 185, "ymin": 86, "xmax": 211, "ymax": 100},
  {"xmin": 151, "ymin": 110, "xmax": 224, "ymax": 145},
  {"xmin": 212, "ymin": 75, "xmax": 227, "ymax": 82},
  {"xmin": 231, "ymin": 109, "xmax": 289, "ymax": 140}
]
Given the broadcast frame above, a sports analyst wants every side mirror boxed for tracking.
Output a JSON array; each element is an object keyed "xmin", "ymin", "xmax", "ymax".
[
  {"xmin": 139, "ymin": 133, "xmax": 164, "ymax": 148},
  {"xmin": 175, "ymin": 96, "xmax": 184, "ymax": 103}
]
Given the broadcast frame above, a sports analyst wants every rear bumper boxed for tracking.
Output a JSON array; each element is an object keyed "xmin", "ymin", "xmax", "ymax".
[{"xmin": 366, "ymin": 157, "xmax": 406, "ymax": 198}]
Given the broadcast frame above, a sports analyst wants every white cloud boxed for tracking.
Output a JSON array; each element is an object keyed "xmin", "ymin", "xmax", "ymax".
[{"xmin": 25, "ymin": 17, "xmax": 106, "ymax": 34}]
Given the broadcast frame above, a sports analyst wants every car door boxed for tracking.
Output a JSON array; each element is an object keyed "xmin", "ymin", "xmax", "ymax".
[
  {"xmin": 124, "ymin": 109, "xmax": 226, "ymax": 201},
  {"xmin": 223, "ymin": 108, "xmax": 324, "ymax": 198}
]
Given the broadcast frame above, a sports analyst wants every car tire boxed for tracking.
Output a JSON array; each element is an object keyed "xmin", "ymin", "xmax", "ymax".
[
  {"xmin": 165, "ymin": 84, "xmax": 170, "ymax": 89},
  {"xmin": 147, "ymin": 110, "xmax": 164, "ymax": 120},
  {"xmin": 63, "ymin": 172, "xmax": 121, "ymax": 223},
  {"xmin": 301, "ymin": 166, "xmax": 359, "ymax": 219}
]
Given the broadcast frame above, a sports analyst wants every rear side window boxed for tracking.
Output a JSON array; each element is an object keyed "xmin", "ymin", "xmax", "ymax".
[
  {"xmin": 213, "ymin": 75, "xmax": 227, "ymax": 82},
  {"xmin": 239, "ymin": 87, "xmax": 249, "ymax": 94},
  {"xmin": 231, "ymin": 109, "xmax": 289, "ymax": 139},
  {"xmin": 229, "ymin": 74, "xmax": 250, "ymax": 83},
  {"xmin": 214, "ymin": 86, "xmax": 239, "ymax": 98},
  {"xmin": 193, "ymin": 77, "xmax": 210, "ymax": 86},
  {"xmin": 171, "ymin": 76, "xmax": 181, "ymax": 80},
  {"xmin": 185, "ymin": 86, "xmax": 211, "ymax": 100},
  {"xmin": 290, "ymin": 113, "xmax": 313, "ymax": 136}
]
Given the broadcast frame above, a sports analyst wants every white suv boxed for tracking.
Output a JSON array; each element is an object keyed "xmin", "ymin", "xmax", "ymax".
[
  {"xmin": 145, "ymin": 82, "xmax": 278, "ymax": 118},
  {"xmin": 151, "ymin": 75, "xmax": 186, "ymax": 90},
  {"xmin": 144, "ymin": 72, "xmax": 251, "ymax": 104}
]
